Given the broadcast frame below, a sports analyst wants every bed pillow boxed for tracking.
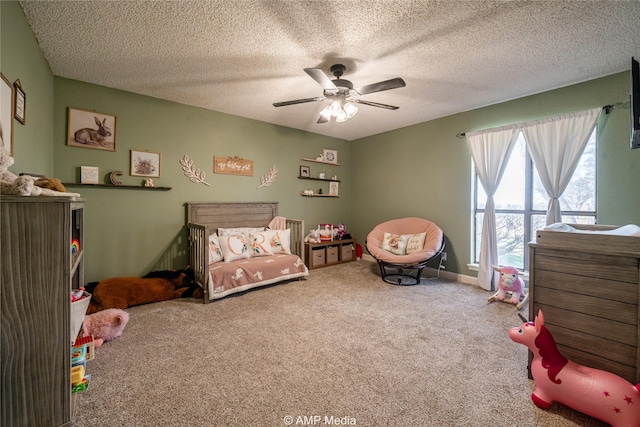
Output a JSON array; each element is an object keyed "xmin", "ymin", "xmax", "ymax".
[
  {"xmin": 208, "ymin": 233, "xmax": 223, "ymax": 264},
  {"xmin": 405, "ymin": 232, "xmax": 427, "ymax": 254},
  {"xmin": 248, "ymin": 231, "xmax": 274, "ymax": 257},
  {"xmin": 268, "ymin": 228, "xmax": 291, "ymax": 254},
  {"xmin": 218, "ymin": 233, "xmax": 250, "ymax": 262},
  {"xmin": 218, "ymin": 227, "xmax": 265, "ymax": 241},
  {"xmin": 381, "ymin": 232, "xmax": 410, "ymax": 255}
]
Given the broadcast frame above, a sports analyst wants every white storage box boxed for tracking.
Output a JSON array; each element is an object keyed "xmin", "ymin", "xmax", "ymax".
[{"xmin": 70, "ymin": 291, "xmax": 91, "ymax": 343}]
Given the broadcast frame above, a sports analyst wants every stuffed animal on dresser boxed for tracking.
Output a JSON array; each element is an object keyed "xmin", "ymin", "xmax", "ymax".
[
  {"xmin": 0, "ymin": 146, "xmax": 42, "ymax": 196},
  {"xmin": 83, "ymin": 308, "xmax": 130, "ymax": 348}
]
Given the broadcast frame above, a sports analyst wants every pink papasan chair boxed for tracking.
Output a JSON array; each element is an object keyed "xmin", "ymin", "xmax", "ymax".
[{"xmin": 366, "ymin": 217, "xmax": 445, "ymax": 285}]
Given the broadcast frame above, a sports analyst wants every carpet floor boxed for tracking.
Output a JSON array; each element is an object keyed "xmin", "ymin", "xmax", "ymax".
[{"xmin": 73, "ymin": 261, "xmax": 607, "ymax": 427}]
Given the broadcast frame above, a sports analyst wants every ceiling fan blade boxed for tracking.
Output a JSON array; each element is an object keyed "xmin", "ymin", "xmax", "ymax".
[
  {"xmin": 304, "ymin": 68, "xmax": 337, "ymax": 91},
  {"xmin": 353, "ymin": 99, "xmax": 400, "ymax": 110},
  {"xmin": 273, "ymin": 97, "xmax": 324, "ymax": 107},
  {"xmin": 355, "ymin": 77, "xmax": 406, "ymax": 95}
]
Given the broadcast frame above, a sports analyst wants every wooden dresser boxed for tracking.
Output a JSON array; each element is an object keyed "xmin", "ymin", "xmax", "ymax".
[
  {"xmin": 1, "ymin": 196, "xmax": 85, "ymax": 426},
  {"xmin": 528, "ymin": 224, "xmax": 640, "ymax": 383}
]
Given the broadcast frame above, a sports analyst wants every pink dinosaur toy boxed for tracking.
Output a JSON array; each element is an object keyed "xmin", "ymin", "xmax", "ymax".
[
  {"xmin": 488, "ymin": 265, "xmax": 527, "ymax": 309},
  {"xmin": 509, "ymin": 310, "xmax": 640, "ymax": 427}
]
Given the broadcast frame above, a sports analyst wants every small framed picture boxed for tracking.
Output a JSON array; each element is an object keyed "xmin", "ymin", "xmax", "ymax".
[
  {"xmin": 13, "ymin": 79, "xmax": 25, "ymax": 125},
  {"xmin": 300, "ymin": 165, "xmax": 310, "ymax": 177},
  {"xmin": 329, "ymin": 181, "xmax": 339, "ymax": 196},
  {"xmin": 323, "ymin": 149, "xmax": 338, "ymax": 164},
  {"xmin": 67, "ymin": 107, "xmax": 117, "ymax": 151},
  {"xmin": 131, "ymin": 150, "xmax": 161, "ymax": 178}
]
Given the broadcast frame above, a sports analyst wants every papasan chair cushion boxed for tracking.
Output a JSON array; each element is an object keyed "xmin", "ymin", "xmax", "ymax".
[{"xmin": 366, "ymin": 217, "xmax": 444, "ymax": 284}]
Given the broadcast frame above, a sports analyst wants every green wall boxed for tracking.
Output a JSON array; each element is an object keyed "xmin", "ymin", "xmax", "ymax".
[
  {"xmin": 0, "ymin": 1, "xmax": 54, "ymax": 175},
  {"xmin": 350, "ymin": 72, "xmax": 640, "ymax": 276},
  {"xmin": 51, "ymin": 79, "xmax": 351, "ymax": 281},
  {"xmin": 3, "ymin": 1, "xmax": 639, "ymax": 283}
]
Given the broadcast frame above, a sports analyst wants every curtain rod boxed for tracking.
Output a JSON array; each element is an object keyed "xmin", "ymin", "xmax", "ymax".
[{"xmin": 456, "ymin": 102, "xmax": 624, "ymax": 138}]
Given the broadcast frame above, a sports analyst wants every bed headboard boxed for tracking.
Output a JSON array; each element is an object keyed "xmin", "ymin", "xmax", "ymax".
[{"xmin": 186, "ymin": 201, "xmax": 279, "ymax": 231}]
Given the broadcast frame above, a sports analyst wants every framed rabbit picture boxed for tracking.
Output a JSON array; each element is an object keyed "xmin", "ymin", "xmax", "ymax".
[{"xmin": 67, "ymin": 107, "xmax": 117, "ymax": 151}]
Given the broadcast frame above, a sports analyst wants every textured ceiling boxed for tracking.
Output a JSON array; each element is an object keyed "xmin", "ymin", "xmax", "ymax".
[{"xmin": 19, "ymin": 0, "xmax": 640, "ymax": 141}]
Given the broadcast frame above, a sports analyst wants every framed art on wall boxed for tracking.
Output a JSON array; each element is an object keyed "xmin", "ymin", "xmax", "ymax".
[
  {"xmin": 323, "ymin": 149, "xmax": 338, "ymax": 164},
  {"xmin": 67, "ymin": 107, "xmax": 117, "ymax": 151},
  {"xmin": 131, "ymin": 150, "xmax": 161, "ymax": 177},
  {"xmin": 300, "ymin": 165, "xmax": 310, "ymax": 177},
  {"xmin": 329, "ymin": 181, "xmax": 339, "ymax": 196},
  {"xmin": 13, "ymin": 79, "xmax": 25, "ymax": 125},
  {"xmin": 0, "ymin": 72, "xmax": 14, "ymax": 155}
]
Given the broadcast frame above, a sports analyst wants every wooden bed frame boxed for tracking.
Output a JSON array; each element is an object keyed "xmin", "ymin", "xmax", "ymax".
[{"xmin": 186, "ymin": 202, "xmax": 305, "ymax": 302}]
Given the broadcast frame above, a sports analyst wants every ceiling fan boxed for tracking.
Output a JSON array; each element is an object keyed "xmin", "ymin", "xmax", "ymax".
[{"xmin": 273, "ymin": 64, "xmax": 406, "ymax": 123}]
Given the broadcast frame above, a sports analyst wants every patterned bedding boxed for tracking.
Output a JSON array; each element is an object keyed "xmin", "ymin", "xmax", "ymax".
[{"xmin": 208, "ymin": 253, "xmax": 308, "ymax": 300}]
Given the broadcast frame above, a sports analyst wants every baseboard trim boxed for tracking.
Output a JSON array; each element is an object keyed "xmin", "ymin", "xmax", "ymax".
[{"xmin": 360, "ymin": 254, "xmax": 478, "ymax": 286}]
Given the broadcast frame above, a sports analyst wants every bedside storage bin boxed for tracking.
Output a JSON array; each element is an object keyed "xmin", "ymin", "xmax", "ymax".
[
  {"xmin": 340, "ymin": 243, "xmax": 354, "ymax": 261},
  {"xmin": 326, "ymin": 245, "xmax": 339, "ymax": 263},
  {"xmin": 310, "ymin": 247, "xmax": 326, "ymax": 268}
]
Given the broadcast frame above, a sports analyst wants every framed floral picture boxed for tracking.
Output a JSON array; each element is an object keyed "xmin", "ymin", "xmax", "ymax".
[
  {"xmin": 323, "ymin": 149, "xmax": 338, "ymax": 164},
  {"xmin": 67, "ymin": 107, "xmax": 117, "ymax": 151},
  {"xmin": 131, "ymin": 150, "xmax": 161, "ymax": 177}
]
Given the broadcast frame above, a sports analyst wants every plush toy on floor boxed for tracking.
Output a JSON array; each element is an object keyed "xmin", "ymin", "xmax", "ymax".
[
  {"xmin": 85, "ymin": 268, "xmax": 202, "ymax": 314},
  {"xmin": 83, "ymin": 308, "xmax": 130, "ymax": 348},
  {"xmin": 510, "ymin": 310, "xmax": 640, "ymax": 427},
  {"xmin": 487, "ymin": 265, "xmax": 528, "ymax": 309}
]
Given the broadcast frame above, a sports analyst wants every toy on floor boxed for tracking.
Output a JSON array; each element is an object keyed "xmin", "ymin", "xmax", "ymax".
[
  {"xmin": 83, "ymin": 308, "xmax": 130, "ymax": 348},
  {"xmin": 509, "ymin": 310, "xmax": 640, "ymax": 427},
  {"xmin": 487, "ymin": 265, "xmax": 528, "ymax": 309},
  {"xmin": 85, "ymin": 268, "xmax": 202, "ymax": 314}
]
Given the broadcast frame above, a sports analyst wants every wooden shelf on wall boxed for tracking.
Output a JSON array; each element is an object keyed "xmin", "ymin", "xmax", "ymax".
[
  {"xmin": 301, "ymin": 158, "xmax": 340, "ymax": 166},
  {"xmin": 298, "ymin": 176, "xmax": 340, "ymax": 182},
  {"xmin": 62, "ymin": 183, "xmax": 172, "ymax": 191},
  {"xmin": 300, "ymin": 193, "xmax": 339, "ymax": 198}
]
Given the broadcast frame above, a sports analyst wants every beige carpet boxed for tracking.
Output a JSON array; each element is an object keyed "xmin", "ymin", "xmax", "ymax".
[{"xmin": 73, "ymin": 261, "xmax": 607, "ymax": 427}]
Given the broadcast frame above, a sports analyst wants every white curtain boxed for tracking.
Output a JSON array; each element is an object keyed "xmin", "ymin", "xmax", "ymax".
[
  {"xmin": 522, "ymin": 108, "xmax": 601, "ymax": 225},
  {"xmin": 467, "ymin": 126, "xmax": 519, "ymax": 291}
]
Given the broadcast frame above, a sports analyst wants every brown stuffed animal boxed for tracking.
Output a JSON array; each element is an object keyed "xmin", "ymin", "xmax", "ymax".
[
  {"xmin": 85, "ymin": 268, "xmax": 203, "ymax": 314},
  {"xmin": 34, "ymin": 177, "xmax": 67, "ymax": 192}
]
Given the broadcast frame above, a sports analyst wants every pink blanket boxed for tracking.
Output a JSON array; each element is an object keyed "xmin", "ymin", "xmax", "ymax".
[{"xmin": 208, "ymin": 253, "xmax": 308, "ymax": 299}]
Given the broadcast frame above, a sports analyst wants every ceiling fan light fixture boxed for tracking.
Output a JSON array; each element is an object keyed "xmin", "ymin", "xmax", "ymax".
[
  {"xmin": 319, "ymin": 106, "xmax": 332, "ymax": 120},
  {"xmin": 344, "ymin": 102, "xmax": 358, "ymax": 118},
  {"xmin": 336, "ymin": 110, "xmax": 348, "ymax": 123},
  {"xmin": 329, "ymin": 100, "xmax": 342, "ymax": 116}
]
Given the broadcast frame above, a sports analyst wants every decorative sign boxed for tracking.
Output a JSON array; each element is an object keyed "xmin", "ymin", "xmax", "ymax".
[
  {"xmin": 80, "ymin": 166, "xmax": 99, "ymax": 184},
  {"xmin": 214, "ymin": 156, "xmax": 254, "ymax": 176}
]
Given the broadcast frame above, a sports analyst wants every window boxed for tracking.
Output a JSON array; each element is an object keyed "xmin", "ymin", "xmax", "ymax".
[{"xmin": 473, "ymin": 130, "xmax": 596, "ymax": 270}]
